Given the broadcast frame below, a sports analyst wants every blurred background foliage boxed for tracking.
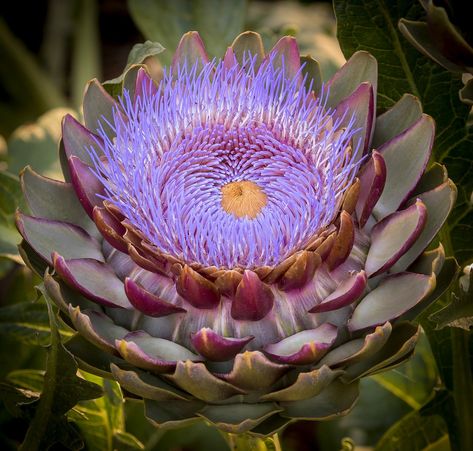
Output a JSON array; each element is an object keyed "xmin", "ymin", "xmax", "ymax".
[{"xmin": 0, "ymin": 0, "xmax": 471, "ymax": 450}]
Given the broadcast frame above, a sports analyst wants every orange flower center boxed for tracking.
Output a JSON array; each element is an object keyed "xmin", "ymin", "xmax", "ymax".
[{"xmin": 221, "ymin": 180, "xmax": 267, "ymax": 219}]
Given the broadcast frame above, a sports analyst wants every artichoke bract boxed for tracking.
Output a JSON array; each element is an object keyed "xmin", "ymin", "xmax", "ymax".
[{"xmin": 17, "ymin": 31, "xmax": 456, "ymax": 435}]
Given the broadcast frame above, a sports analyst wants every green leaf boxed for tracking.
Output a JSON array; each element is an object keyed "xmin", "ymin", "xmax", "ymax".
[
  {"xmin": 0, "ymin": 271, "xmax": 48, "ymax": 381},
  {"xmin": 71, "ymin": 0, "xmax": 101, "ymax": 109},
  {"xmin": 5, "ymin": 367, "xmax": 144, "ymax": 451},
  {"xmin": 424, "ymin": 435, "xmax": 450, "ymax": 451},
  {"xmin": 375, "ymin": 389, "xmax": 453, "ymax": 451},
  {"xmin": 0, "ymin": 170, "xmax": 24, "ymax": 263},
  {"xmin": 0, "ymin": 19, "xmax": 67, "ymax": 136},
  {"xmin": 127, "ymin": 0, "xmax": 246, "ymax": 64},
  {"xmin": 112, "ymin": 431, "xmax": 145, "ymax": 450},
  {"xmin": 429, "ymin": 269, "xmax": 473, "ymax": 330},
  {"xmin": 0, "ymin": 299, "xmax": 73, "ymax": 346},
  {"xmin": 128, "ymin": 41, "xmax": 166, "ymax": 65},
  {"xmin": 371, "ymin": 332, "xmax": 437, "ymax": 409},
  {"xmin": 375, "ymin": 410, "xmax": 448, "ymax": 451},
  {"xmin": 334, "ymin": 0, "xmax": 473, "ymax": 266},
  {"xmin": 317, "ymin": 378, "xmax": 411, "ymax": 449},
  {"xmin": 7, "ymin": 108, "xmax": 76, "ymax": 180},
  {"xmin": 0, "ymin": 381, "xmax": 39, "ymax": 418},
  {"xmin": 6, "ymin": 369, "xmax": 45, "ymax": 393},
  {"xmin": 70, "ymin": 374, "xmax": 126, "ymax": 451},
  {"xmin": 103, "ymin": 41, "xmax": 165, "ymax": 97},
  {"xmin": 106, "ymin": 41, "xmax": 165, "ymax": 85},
  {"xmin": 19, "ymin": 287, "xmax": 103, "ymax": 451}
]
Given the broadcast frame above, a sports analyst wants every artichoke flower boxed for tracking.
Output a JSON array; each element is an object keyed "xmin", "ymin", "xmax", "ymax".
[{"xmin": 16, "ymin": 31, "xmax": 456, "ymax": 436}]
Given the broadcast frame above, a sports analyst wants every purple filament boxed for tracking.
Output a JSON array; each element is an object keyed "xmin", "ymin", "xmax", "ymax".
[{"xmin": 91, "ymin": 55, "xmax": 360, "ymax": 268}]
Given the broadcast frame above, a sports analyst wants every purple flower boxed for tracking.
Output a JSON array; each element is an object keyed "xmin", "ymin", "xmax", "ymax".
[
  {"xmin": 93, "ymin": 53, "xmax": 359, "ymax": 269},
  {"xmin": 17, "ymin": 32, "xmax": 456, "ymax": 434}
]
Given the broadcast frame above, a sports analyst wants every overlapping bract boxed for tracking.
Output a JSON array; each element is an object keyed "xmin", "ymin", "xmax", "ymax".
[{"xmin": 16, "ymin": 31, "xmax": 456, "ymax": 435}]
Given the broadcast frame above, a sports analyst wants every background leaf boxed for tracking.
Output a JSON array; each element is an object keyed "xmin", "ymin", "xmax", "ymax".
[
  {"xmin": 0, "ymin": 299, "xmax": 73, "ymax": 347},
  {"xmin": 7, "ymin": 107, "xmax": 76, "ymax": 180},
  {"xmin": 0, "ymin": 18, "xmax": 66, "ymax": 137},
  {"xmin": 318, "ymin": 378, "xmax": 411, "ymax": 449},
  {"xmin": 429, "ymin": 269, "xmax": 473, "ymax": 330},
  {"xmin": 375, "ymin": 411, "xmax": 448, "ymax": 451},
  {"xmin": 103, "ymin": 40, "xmax": 165, "ymax": 97},
  {"xmin": 19, "ymin": 289, "xmax": 102, "ymax": 451},
  {"xmin": 71, "ymin": 0, "xmax": 101, "ymax": 109},
  {"xmin": 69, "ymin": 373, "xmax": 144, "ymax": 451},
  {"xmin": 5, "ymin": 368, "xmax": 144, "ymax": 451},
  {"xmin": 127, "ymin": 0, "xmax": 246, "ymax": 64},
  {"xmin": 371, "ymin": 332, "xmax": 438, "ymax": 409},
  {"xmin": 0, "ymin": 171, "xmax": 24, "ymax": 264}
]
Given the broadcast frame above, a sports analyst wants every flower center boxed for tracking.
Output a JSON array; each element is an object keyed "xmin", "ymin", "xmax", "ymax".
[{"xmin": 221, "ymin": 180, "xmax": 267, "ymax": 219}]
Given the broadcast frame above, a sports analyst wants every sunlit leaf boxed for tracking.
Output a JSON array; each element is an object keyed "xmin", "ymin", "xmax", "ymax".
[
  {"xmin": 424, "ymin": 435, "xmax": 450, "ymax": 451},
  {"xmin": 112, "ymin": 431, "xmax": 145, "ymax": 450},
  {"xmin": 70, "ymin": 374, "xmax": 125, "ymax": 451},
  {"xmin": 6, "ymin": 369, "xmax": 44, "ymax": 393},
  {"xmin": 70, "ymin": 372, "xmax": 144, "ymax": 450},
  {"xmin": 375, "ymin": 411, "xmax": 448, "ymax": 451},
  {"xmin": 371, "ymin": 332, "xmax": 438, "ymax": 409},
  {"xmin": 375, "ymin": 389, "xmax": 453, "ymax": 450},
  {"xmin": 7, "ymin": 108, "xmax": 77, "ymax": 180}
]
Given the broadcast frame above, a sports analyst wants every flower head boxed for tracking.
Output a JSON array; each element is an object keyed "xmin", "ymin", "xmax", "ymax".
[
  {"xmin": 94, "ymin": 53, "xmax": 359, "ymax": 269},
  {"xmin": 17, "ymin": 31, "xmax": 456, "ymax": 434}
]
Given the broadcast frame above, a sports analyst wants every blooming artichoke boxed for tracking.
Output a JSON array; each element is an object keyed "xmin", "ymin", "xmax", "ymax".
[{"xmin": 16, "ymin": 31, "xmax": 456, "ymax": 436}]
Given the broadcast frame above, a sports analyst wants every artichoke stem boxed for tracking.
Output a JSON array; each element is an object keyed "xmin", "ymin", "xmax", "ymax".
[{"xmin": 221, "ymin": 432, "xmax": 282, "ymax": 451}]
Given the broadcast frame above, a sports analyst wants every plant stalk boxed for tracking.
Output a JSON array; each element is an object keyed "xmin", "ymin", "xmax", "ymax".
[
  {"xmin": 438, "ymin": 225, "xmax": 473, "ymax": 451},
  {"xmin": 451, "ymin": 327, "xmax": 473, "ymax": 451}
]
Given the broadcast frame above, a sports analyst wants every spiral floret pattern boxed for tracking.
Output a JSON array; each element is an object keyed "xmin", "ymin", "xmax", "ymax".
[{"xmin": 92, "ymin": 57, "xmax": 359, "ymax": 268}]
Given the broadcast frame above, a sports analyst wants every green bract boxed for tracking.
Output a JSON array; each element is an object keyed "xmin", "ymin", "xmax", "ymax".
[{"xmin": 16, "ymin": 32, "xmax": 456, "ymax": 436}]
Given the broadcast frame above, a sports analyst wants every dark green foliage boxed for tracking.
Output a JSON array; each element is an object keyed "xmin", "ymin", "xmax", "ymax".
[{"xmin": 335, "ymin": 1, "xmax": 473, "ymax": 449}]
